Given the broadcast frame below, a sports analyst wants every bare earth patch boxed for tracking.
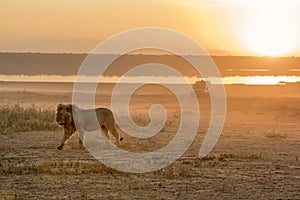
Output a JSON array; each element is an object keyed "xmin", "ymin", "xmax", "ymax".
[{"xmin": 0, "ymin": 92, "xmax": 300, "ymax": 199}]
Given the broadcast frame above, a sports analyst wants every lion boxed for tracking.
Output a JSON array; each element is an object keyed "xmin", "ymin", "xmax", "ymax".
[{"xmin": 55, "ymin": 104, "xmax": 123, "ymax": 150}]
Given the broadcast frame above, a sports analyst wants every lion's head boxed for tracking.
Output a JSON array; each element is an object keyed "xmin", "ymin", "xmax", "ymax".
[{"xmin": 56, "ymin": 104, "xmax": 73, "ymax": 126}]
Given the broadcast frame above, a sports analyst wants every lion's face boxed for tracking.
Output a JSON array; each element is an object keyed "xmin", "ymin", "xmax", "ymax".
[{"xmin": 56, "ymin": 104, "xmax": 72, "ymax": 126}]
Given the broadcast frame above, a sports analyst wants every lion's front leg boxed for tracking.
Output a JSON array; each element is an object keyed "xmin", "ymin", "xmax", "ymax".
[
  {"xmin": 75, "ymin": 124, "xmax": 85, "ymax": 149},
  {"xmin": 78, "ymin": 136, "xmax": 83, "ymax": 148},
  {"xmin": 57, "ymin": 131, "xmax": 73, "ymax": 150}
]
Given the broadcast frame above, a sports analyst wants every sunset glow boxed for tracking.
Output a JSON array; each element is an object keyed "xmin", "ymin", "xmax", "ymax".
[{"xmin": 1, "ymin": 0, "xmax": 300, "ymax": 56}]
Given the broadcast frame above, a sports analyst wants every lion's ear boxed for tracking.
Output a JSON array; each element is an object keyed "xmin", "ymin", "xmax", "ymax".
[
  {"xmin": 66, "ymin": 105, "xmax": 72, "ymax": 113},
  {"xmin": 57, "ymin": 104, "xmax": 63, "ymax": 110}
]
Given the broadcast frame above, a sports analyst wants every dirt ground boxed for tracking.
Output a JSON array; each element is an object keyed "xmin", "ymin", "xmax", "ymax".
[{"xmin": 0, "ymin": 90, "xmax": 300, "ymax": 199}]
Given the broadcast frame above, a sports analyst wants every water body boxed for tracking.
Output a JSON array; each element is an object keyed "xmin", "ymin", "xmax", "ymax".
[{"xmin": 1, "ymin": 75, "xmax": 300, "ymax": 85}]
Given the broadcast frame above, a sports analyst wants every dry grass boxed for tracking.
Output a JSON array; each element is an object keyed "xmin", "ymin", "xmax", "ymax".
[
  {"xmin": 0, "ymin": 160, "xmax": 120, "ymax": 175},
  {"xmin": 153, "ymin": 163, "xmax": 194, "ymax": 179},
  {"xmin": 265, "ymin": 133, "xmax": 287, "ymax": 139},
  {"xmin": 199, "ymin": 153, "xmax": 262, "ymax": 162},
  {"xmin": 0, "ymin": 104, "xmax": 58, "ymax": 133}
]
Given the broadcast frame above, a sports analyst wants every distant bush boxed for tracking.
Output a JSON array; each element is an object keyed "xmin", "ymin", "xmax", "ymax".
[{"xmin": 0, "ymin": 104, "xmax": 58, "ymax": 133}]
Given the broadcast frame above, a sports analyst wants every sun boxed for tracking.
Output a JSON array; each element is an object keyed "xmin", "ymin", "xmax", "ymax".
[
  {"xmin": 241, "ymin": 2, "xmax": 299, "ymax": 56},
  {"xmin": 243, "ymin": 17, "xmax": 297, "ymax": 56}
]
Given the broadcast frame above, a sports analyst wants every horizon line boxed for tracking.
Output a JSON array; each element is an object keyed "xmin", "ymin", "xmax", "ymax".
[{"xmin": 1, "ymin": 51, "xmax": 300, "ymax": 58}]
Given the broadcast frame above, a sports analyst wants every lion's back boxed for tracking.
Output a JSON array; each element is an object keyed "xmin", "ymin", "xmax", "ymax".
[{"xmin": 94, "ymin": 107, "xmax": 115, "ymax": 125}]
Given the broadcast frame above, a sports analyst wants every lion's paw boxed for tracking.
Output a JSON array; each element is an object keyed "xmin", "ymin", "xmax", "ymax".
[{"xmin": 57, "ymin": 145, "xmax": 64, "ymax": 150}]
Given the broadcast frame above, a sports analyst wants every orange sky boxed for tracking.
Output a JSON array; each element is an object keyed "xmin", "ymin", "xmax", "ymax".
[{"xmin": 1, "ymin": 0, "xmax": 300, "ymax": 56}]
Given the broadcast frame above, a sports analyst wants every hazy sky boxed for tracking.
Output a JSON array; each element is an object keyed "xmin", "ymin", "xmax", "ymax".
[{"xmin": 1, "ymin": 0, "xmax": 300, "ymax": 56}]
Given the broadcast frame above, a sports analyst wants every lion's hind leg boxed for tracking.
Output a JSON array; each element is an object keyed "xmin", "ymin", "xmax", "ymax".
[
  {"xmin": 101, "ymin": 125, "xmax": 109, "ymax": 139},
  {"xmin": 107, "ymin": 124, "xmax": 122, "ymax": 146}
]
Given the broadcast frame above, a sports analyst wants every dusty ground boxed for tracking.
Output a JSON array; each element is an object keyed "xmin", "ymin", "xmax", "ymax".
[{"xmin": 0, "ymin": 90, "xmax": 300, "ymax": 199}]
